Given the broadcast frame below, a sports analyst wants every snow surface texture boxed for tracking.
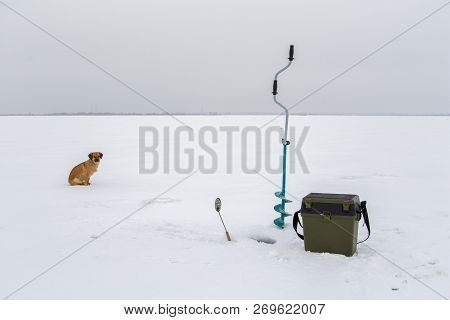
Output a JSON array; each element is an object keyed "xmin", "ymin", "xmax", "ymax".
[{"xmin": 0, "ymin": 116, "xmax": 448, "ymax": 299}]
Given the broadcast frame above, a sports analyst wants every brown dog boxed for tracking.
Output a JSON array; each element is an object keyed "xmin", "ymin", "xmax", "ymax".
[{"xmin": 68, "ymin": 152, "xmax": 103, "ymax": 186}]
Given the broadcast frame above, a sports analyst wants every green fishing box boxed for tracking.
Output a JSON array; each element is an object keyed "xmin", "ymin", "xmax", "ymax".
[{"xmin": 293, "ymin": 193, "xmax": 370, "ymax": 257}]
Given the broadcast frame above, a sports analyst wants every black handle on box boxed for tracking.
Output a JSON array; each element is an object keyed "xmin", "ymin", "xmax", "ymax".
[{"xmin": 289, "ymin": 45, "xmax": 294, "ymax": 61}]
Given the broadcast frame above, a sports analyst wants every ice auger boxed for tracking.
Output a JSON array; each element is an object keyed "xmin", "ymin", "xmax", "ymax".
[{"xmin": 272, "ymin": 45, "xmax": 294, "ymax": 229}]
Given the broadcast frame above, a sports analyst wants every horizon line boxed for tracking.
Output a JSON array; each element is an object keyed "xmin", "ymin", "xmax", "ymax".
[{"xmin": 1, "ymin": 112, "xmax": 449, "ymax": 117}]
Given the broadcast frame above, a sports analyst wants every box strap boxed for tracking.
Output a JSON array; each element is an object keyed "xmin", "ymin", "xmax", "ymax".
[
  {"xmin": 292, "ymin": 201, "xmax": 371, "ymax": 243},
  {"xmin": 357, "ymin": 201, "xmax": 371, "ymax": 244},
  {"xmin": 292, "ymin": 210, "xmax": 304, "ymax": 240}
]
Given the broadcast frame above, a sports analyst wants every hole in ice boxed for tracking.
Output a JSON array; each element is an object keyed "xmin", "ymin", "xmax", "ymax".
[{"xmin": 250, "ymin": 235, "xmax": 277, "ymax": 244}]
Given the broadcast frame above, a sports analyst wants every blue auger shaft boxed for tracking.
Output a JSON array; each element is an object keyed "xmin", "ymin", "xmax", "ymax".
[
  {"xmin": 274, "ymin": 143, "xmax": 288, "ymax": 228},
  {"xmin": 281, "ymin": 142, "xmax": 287, "ymax": 203},
  {"xmin": 272, "ymin": 45, "xmax": 294, "ymax": 229}
]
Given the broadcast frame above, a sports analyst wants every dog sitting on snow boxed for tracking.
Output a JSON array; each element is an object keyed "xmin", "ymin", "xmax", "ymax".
[{"xmin": 68, "ymin": 152, "xmax": 103, "ymax": 186}]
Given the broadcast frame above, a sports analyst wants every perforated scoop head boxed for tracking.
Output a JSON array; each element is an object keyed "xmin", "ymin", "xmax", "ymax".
[{"xmin": 215, "ymin": 198, "xmax": 222, "ymax": 213}]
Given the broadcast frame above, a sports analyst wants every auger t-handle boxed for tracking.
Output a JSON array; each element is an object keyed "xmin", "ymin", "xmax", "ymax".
[{"xmin": 272, "ymin": 45, "xmax": 294, "ymax": 143}]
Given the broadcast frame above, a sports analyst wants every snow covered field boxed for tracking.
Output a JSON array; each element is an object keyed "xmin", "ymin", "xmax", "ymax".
[{"xmin": 0, "ymin": 115, "xmax": 448, "ymax": 300}]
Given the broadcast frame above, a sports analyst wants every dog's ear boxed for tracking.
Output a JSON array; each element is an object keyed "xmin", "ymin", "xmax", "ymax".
[
  {"xmin": 99, "ymin": 152, "xmax": 103, "ymax": 159},
  {"xmin": 88, "ymin": 153, "xmax": 93, "ymax": 160}
]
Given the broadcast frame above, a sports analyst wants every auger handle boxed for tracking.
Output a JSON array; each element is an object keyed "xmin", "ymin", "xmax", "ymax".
[
  {"xmin": 289, "ymin": 45, "xmax": 294, "ymax": 61},
  {"xmin": 272, "ymin": 80, "xmax": 278, "ymax": 95}
]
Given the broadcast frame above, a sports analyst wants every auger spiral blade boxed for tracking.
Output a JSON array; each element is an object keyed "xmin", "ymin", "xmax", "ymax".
[{"xmin": 275, "ymin": 191, "xmax": 292, "ymax": 203}]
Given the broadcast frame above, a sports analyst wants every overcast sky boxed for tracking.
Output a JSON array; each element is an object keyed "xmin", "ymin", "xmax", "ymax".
[{"xmin": 0, "ymin": 0, "xmax": 449, "ymax": 115}]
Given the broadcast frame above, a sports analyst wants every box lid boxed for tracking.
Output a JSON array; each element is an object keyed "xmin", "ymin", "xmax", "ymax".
[{"xmin": 301, "ymin": 193, "xmax": 361, "ymax": 217}]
